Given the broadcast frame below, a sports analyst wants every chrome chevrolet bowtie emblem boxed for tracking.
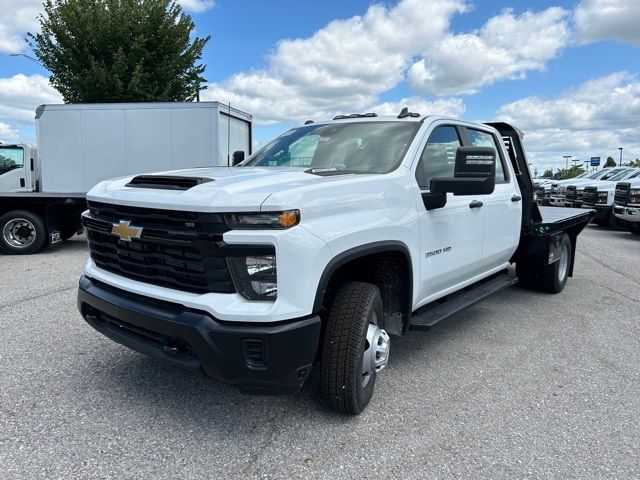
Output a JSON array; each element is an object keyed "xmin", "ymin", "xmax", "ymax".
[{"xmin": 111, "ymin": 220, "xmax": 143, "ymax": 242}]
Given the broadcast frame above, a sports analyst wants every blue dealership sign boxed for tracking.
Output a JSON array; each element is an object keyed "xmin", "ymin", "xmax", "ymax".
[{"xmin": 590, "ymin": 156, "xmax": 600, "ymax": 166}]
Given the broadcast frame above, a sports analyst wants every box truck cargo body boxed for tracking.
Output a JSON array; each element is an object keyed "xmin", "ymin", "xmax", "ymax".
[{"xmin": 0, "ymin": 102, "xmax": 252, "ymax": 254}]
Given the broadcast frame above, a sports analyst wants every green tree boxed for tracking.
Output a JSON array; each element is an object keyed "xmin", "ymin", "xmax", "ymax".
[
  {"xmin": 603, "ymin": 156, "xmax": 617, "ymax": 168},
  {"xmin": 556, "ymin": 165, "xmax": 585, "ymax": 180},
  {"xmin": 28, "ymin": 0, "xmax": 211, "ymax": 103},
  {"xmin": 542, "ymin": 169, "xmax": 554, "ymax": 178},
  {"xmin": 629, "ymin": 158, "xmax": 640, "ymax": 167}
]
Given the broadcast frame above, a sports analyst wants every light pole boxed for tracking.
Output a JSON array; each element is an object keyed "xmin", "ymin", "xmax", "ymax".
[
  {"xmin": 619, "ymin": 147, "xmax": 623, "ymax": 166},
  {"xmin": 563, "ymin": 155, "xmax": 572, "ymax": 170},
  {"xmin": 9, "ymin": 53, "xmax": 43, "ymax": 66}
]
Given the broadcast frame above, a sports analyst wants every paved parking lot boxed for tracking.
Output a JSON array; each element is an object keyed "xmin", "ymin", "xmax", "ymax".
[{"xmin": 1, "ymin": 225, "xmax": 639, "ymax": 479}]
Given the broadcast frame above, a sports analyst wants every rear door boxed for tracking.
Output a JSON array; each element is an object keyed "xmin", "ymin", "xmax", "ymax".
[
  {"xmin": 462, "ymin": 127, "xmax": 521, "ymax": 269},
  {"xmin": 413, "ymin": 123, "xmax": 486, "ymax": 304}
]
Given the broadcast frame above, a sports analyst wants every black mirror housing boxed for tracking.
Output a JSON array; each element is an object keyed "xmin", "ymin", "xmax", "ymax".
[
  {"xmin": 430, "ymin": 146, "xmax": 497, "ymax": 196},
  {"xmin": 232, "ymin": 150, "xmax": 245, "ymax": 166}
]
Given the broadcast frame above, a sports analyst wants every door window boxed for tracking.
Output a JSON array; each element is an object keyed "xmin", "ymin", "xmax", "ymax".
[
  {"xmin": 465, "ymin": 129, "xmax": 507, "ymax": 182},
  {"xmin": 0, "ymin": 146, "xmax": 24, "ymax": 176},
  {"xmin": 415, "ymin": 126, "xmax": 461, "ymax": 189}
]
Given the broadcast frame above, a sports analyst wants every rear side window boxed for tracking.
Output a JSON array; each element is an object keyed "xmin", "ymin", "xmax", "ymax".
[
  {"xmin": 415, "ymin": 126, "xmax": 461, "ymax": 189},
  {"xmin": 465, "ymin": 129, "xmax": 508, "ymax": 182}
]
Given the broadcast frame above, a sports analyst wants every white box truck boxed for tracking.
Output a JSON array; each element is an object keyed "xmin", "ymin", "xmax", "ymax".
[{"xmin": 0, "ymin": 102, "xmax": 252, "ymax": 254}]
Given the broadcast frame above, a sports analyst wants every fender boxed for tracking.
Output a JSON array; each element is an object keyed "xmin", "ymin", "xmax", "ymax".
[{"xmin": 312, "ymin": 240, "xmax": 413, "ymax": 314}]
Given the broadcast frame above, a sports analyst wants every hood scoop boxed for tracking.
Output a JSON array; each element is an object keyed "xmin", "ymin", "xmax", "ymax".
[{"xmin": 126, "ymin": 175, "xmax": 213, "ymax": 191}]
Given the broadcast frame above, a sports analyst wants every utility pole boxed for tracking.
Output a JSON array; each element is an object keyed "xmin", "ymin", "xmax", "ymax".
[
  {"xmin": 563, "ymin": 155, "xmax": 572, "ymax": 170},
  {"xmin": 619, "ymin": 147, "xmax": 623, "ymax": 166}
]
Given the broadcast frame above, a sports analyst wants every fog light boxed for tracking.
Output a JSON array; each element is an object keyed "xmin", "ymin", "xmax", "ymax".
[{"xmin": 228, "ymin": 255, "xmax": 277, "ymax": 300}]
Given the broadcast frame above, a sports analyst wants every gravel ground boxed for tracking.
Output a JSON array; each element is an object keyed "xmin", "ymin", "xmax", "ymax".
[{"xmin": 1, "ymin": 225, "xmax": 639, "ymax": 479}]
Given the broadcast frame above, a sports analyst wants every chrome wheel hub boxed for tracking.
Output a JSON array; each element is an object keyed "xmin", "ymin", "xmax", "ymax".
[
  {"xmin": 558, "ymin": 243, "xmax": 569, "ymax": 282},
  {"xmin": 362, "ymin": 315, "xmax": 390, "ymax": 388},
  {"xmin": 2, "ymin": 218, "xmax": 36, "ymax": 248}
]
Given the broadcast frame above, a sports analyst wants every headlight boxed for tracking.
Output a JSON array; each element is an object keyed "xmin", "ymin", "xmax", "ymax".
[
  {"xmin": 228, "ymin": 255, "xmax": 277, "ymax": 300},
  {"xmin": 225, "ymin": 210, "xmax": 300, "ymax": 229},
  {"xmin": 630, "ymin": 189, "xmax": 640, "ymax": 204},
  {"xmin": 577, "ymin": 190, "xmax": 584, "ymax": 200},
  {"xmin": 597, "ymin": 191, "xmax": 608, "ymax": 204}
]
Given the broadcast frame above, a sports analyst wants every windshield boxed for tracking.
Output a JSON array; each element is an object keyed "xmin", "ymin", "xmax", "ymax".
[
  {"xmin": 241, "ymin": 121, "xmax": 420, "ymax": 174},
  {"xmin": 603, "ymin": 168, "xmax": 632, "ymax": 181},
  {"xmin": 0, "ymin": 146, "xmax": 24, "ymax": 176},
  {"xmin": 588, "ymin": 169, "xmax": 610, "ymax": 179}
]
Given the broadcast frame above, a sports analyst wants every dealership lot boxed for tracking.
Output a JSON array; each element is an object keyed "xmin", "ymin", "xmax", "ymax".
[{"xmin": 1, "ymin": 225, "xmax": 638, "ymax": 479}]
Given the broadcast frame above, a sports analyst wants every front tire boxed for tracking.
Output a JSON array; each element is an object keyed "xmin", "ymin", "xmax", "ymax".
[
  {"xmin": 320, "ymin": 282, "xmax": 389, "ymax": 415},
  {"xmin": 0, "ymin": 210, "xmax": 46, "ymax": 255},
  {"xmin": 629, "ymin": 222, "xmax": 640, "ymax": 235}
]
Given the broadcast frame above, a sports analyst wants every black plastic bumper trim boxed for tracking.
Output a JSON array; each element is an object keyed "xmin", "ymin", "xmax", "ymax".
[{"xmin": 77, "ymin": 276, "xmax": 321, "ymax": 394}]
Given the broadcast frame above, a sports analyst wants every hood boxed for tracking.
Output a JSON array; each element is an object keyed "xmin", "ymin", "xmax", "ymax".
[{"xmin": 86, "ymin": 166, "xmax": 365, "ymax": 212}]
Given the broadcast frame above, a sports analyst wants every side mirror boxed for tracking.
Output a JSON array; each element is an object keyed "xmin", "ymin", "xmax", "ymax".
[
  {"xmin": 232, "ymin": 150, "xmax": 245, "ymax": 166},
  {"xmin": 430, "ymin": 146, "xmax": 496, "ymax": 196}
]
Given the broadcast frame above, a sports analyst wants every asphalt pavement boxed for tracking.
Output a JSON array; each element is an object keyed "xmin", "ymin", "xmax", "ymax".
[{"xmin": 1, "ymin": 225, "xmax": 639, "ymax": 479}]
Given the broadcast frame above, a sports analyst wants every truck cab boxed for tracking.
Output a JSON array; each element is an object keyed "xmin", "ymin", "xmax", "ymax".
[{"xmin": 0, "ymin": 143, "xmax": 38, "ymax": 193}]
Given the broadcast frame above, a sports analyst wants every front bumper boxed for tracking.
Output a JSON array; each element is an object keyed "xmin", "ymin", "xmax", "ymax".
[
  {"xmin": 583, "ymin": 204, "xmax": 611, "ymax": 221},
  {"xmin": 613, "ymin": 205, "xmax": 640, "ymax": 222},
  {"xmin": 78, "ymin": 276, "xmax": 321, "ymax": 395}
]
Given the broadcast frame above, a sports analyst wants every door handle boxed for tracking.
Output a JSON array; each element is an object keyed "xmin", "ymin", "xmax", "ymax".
[
  {"xmin": 511, "ymin": 195, "xmax": 522, "ymax": 202},
  {"xmin": 469, "ymin": 200, "xmax": 483, "ymax": 209}
]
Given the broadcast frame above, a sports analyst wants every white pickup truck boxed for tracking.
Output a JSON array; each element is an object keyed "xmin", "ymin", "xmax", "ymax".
[
  {"xmin": 565, "ymin": 167, "xmax": 639, "ymax": 210},
  {"xmin": 77, "ymin": 112, "xmax": 593, "ymax": 414},
  {"xmin": 581, "ymin": 168, "xmax": 640, "ymax": 226},
  {"xmin": 613, "ymin": 178, "xmax": 640, "ymax": 235}
]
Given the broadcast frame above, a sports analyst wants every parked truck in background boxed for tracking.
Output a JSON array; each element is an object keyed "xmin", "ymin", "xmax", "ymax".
[
  {"xmin": 565, "ymin": 167, "xmax": 639, "ymax": 209},
  {"xmin": 0, "ymin": 102, "xmax": 252, "ymax": 254},
  {"xmin": 547, "ymin": 168, "xmax": 613, "ymax": 207},
  {"xmin": 613, "ymin": 178, "xmax": 640, "ymax": 235},
  {"xmin": 76, "ymin": 112, "xmax": 594, "ymax": 414},
  {"xmin": 581, "ymin": 168, "xmax": 640, "ymax": 226}
]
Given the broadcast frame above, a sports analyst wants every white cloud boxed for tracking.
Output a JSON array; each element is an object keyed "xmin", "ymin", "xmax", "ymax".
[
  {"xmin": 203, "ymin": 0, "xmax": 470, "ymax": 124},
  {"xmin": 0, "ymin": 0, "xmax": 40, "ymax": 53},
  {"xmin": 574, "ymin": 0, "xmax": 640, "ymax": 47},
  {"xmin": 496, "ymin": 72, "xmax": 640, "ymax": 170},
  {"xmin": 0, "ymin": 74, "xmax": 62, "ymax": 126},
  {"xmin": 177, "ymin": 0, "xmax": 215, "ymax": 13},
  {"xmin": 372, "ymin": 97, "xmax": 466, "ymax": 118},
  {"xmin": 0, "ymin": 121, "xmax": 19, "ymax": 141},
  {"xmin": 408, "ymin": 7, "xmax": 571, "ymax": 95}
]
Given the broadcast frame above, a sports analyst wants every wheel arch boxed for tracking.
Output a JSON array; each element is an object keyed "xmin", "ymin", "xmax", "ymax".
[{"xmin": 313, "ymin": 241, "xmax": 413, "ymax": 336}]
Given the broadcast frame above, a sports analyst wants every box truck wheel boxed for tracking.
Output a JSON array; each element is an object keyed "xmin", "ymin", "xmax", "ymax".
[
  {"xmin": 320, "ymin": 282, "xmax": 390, "ymax": 415},
  {"xmin": 0, "ymin": 211, "xmax": 47, "ymax": 255}
]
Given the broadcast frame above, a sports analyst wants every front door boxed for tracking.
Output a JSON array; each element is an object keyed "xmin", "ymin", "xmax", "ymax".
[
  {"xmin": 413, "ymin": 124, "xmax": 486, "ymax": 306},
  {"xmin": 0, "ymin": 145, "xmax": 28, "ymax": 193}
]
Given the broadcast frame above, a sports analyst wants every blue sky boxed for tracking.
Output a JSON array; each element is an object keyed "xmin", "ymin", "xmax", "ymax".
[{"xmin": 1, "ymin": 0, "xmax": 639, "ymax": 173}]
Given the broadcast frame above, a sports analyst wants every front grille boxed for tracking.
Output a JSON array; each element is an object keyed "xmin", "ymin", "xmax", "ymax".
[
  {"xmin": 582, "ymin": 186, "xmax": 597, "ymax": 207},
  {"xmin": 615, "ymin": 182, "xmax": 630, "ymax": 205},
  {"xmin": 84, "ymin": 201, "xmax": 251, "ymax": 294},
  {"xmin": 565, "ymin": 186, "xmax": 576, "ymax": 202}
]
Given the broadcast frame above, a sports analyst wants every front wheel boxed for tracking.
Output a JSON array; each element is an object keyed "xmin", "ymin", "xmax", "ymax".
[
  {"xmin": 0, "ymin": 211, "xmax": 47, "ymax": 255},
  {"xmin": 629, "ymin": 222, "xmax": 640, "ymax": 235},
  {"xmin": 320, "ymin": 282, "xmax": 390, "ymax": 415}
]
